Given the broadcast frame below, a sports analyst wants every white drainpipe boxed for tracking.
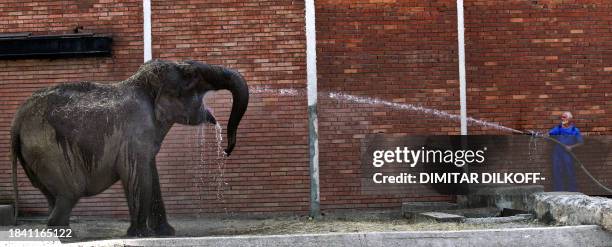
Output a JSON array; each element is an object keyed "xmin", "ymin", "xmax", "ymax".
[
  {"xmin": 457, "ymin": 0, "xmax": 468, "ymax": 135},
  {"xmin": 143, "ymin": 0, "xmax": 152, "ymax": 62},
  {"xmin": 305, "ymin": 0, "xmax": 320, "ymax": 217}
]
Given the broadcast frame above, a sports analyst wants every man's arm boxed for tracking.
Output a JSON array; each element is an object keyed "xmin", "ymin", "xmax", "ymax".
[{"xmin": 549, "ymin": 126, "xmax": 559, "ymax": 136}]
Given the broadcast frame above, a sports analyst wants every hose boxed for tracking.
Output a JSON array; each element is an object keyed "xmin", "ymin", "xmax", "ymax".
[{"xmin": 522, "ymin": 131, "xmax": 612, "ymax": 194}]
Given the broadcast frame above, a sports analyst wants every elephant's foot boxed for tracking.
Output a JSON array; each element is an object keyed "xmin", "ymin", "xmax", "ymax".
[
  {"xmin": 127, "ymin": 226, "xmax": 153, "ymax": 237},
  {"xmin": 153, "ymin": 222, "xmax": 176, "ymax": 236}
]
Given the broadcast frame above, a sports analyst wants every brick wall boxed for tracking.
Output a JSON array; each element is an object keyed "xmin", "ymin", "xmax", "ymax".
[
  {"xmin": 464, "ymin": 0, "xmax": 612, "ymax": 135},
  {"xmin": 149, "ymin": 0, "xmax": 311, "ymax": 215},
  {"xmin": 463, "ymin": 0, "xmax": 612, "ymax": 196},
  {"xmin": 0, "ymin": 0, "xmax": 610, "ymax": 217},
  {"xmin": 0, "ymin": 0, "xmax": 312, "ymax": 217},
  {"xmin": 0, "ymin": 0, "xmax": 144, "ymax": 216},
  {"xmin": 316, "ymin": 0, "xmax": 460, "ymax": 210}
]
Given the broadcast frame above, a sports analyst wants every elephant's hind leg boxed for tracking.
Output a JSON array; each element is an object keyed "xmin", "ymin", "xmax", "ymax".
[
  {"xmin": 47, "ymin": 196, "xmax": 77, "ymax": 227},
  {"xmin": 34, "ymin": 183, "xmax": 57, "ymax": 214},
  {"xmin": 44, "ymin": 192, "xmax": 56, "ymax": 215}
]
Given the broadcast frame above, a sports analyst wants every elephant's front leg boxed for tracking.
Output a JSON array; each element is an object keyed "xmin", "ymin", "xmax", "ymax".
[
  {"xmin": 120, "ymin": 159, "xmax": 154, "ymax": 237},
  {"xmin": 148, "ymin": 159, "xmax": 175, "ymax": 236}
]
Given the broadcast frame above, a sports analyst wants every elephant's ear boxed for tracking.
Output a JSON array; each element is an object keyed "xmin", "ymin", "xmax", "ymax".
[
  {"xmin": 153, "ymin": 83, "xmax": 171, "ymax": 124},
  {"xmin": 177, "ymin": 62, "xmax": 202, "ymax": 93}
]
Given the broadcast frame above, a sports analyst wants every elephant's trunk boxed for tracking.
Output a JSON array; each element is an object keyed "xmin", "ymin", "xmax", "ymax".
[
  {"xmin": 189, "ymin": 61, "xmax": 249, "ymax": 156},
  {"xmin": 221, "ymin": 71, "xmax": 249, "ymax": 156}
]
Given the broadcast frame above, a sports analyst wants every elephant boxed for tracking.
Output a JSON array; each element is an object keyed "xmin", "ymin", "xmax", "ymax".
[{"xmin": 10, "ymin": 60, "xmax": 249, "ymax": 237}]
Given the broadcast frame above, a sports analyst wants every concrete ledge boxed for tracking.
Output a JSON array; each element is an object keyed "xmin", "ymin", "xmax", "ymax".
[
  {"xmin": 402, "ymin": 202, "xmax": 458, "ymax": 219},
  {"xmin": 464, "ymin": 214, "xmax": 532, "ymax": 224},
  {"xmin": 416, "ymin": 212, "xmax": 465, "ymax": 223},
  {"xmin": 62, "ymin": 225, "xmax": 612, "ymax": 247},
  {"xmin": 468, "ymin": 185, "xmax": 544, "ymax": 210},
  {"xmin": 532, "ymin": 192, "xmax": 612, "ymax": 231},
  {"xmin": 0, "ymin": 205, "xmax": 15, "ymax": 226}
]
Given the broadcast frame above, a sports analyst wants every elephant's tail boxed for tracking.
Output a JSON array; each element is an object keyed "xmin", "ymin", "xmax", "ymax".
[{"xmin": 10, "ymin": 129, "xmax": 20, "ymax": 225}]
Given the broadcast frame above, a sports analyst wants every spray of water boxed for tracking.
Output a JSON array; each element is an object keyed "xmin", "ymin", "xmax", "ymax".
[
  {"xmin": 250, "ymin": 86, "xmax": 522, "ymax": 133},
  {"xmin": 194, "ymin": 122, "xmax": 228, "ymax": 214},
  {"xmin": 250, "ymin": 85, "xmax": 301, "ymax": 96},
  {"xmin": 195, "ymin": 124, "xmax": 207, "ymax": 215},
  {"xmin": 248, "ymin": 86, "xmax": 530, "ymax": 135},
  {"xmin": 213, "ymin": 123, "xmax": 228, "ymax": 201},
  {"xmin": 528, "ymin": 132, "xmax": 542, "ymax": 162},
  {"xmin": 325, "ymin": 92, "xmax": 551, "ymax": 165},
  {"xmin": 327, "ymin": 92, "xmax": 524, "ymax": 134}
]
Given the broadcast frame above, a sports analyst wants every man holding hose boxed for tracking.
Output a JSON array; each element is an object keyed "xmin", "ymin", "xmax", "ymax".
[{"xmin": 548, "ymin": 111, "xmax": 583, "ymax": 192}]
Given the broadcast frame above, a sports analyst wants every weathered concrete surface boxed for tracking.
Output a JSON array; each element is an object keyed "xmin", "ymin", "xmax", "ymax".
[
  {"xmin": 532, "ymin": 192, "xmax": 612, "ymax": 231},
  {"xmin": 402, "ymin": 202, "xmax": 458, "ymax": 219},
  {"xmin": 0, "ymin": 205, "xmax": 15, "ymax": 226},
  {"xmin": 416, "ymin": 212, "xmax": 465, "ymax": 223},
  {"xmin": 442, "ymin": 207, "xmax": 499, "ymax": 218},
  {"xmin": 468, "ymin": 185, "xmax": 544, "ymax": 211},
  {"xmin": 60, "ymin": 225, "xmax": 612, "ymax": 247},
  {"xmin": 464, "ymin": 214, "xmax": 532, "ymax": 224}
]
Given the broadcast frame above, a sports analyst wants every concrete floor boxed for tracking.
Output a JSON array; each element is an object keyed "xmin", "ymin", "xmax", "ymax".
[
  {"xmin": 0, "ymin": 212, "xmax": 546, "ymax": 244},
  {"xmin": 68, "ymin": 225, "xmax": 612, "ymax": 247}
]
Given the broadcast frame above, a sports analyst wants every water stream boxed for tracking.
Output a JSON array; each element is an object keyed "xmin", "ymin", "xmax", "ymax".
[
  {"xmin": 213, "ymin": 123, "xmax": 228, "ymax": 202},
  {"xmin": 249, "ymin": 86, "xmax": 525, "ymax": 134},
  {"xmin": 194, "ymin": 123, "xmax": 227, "ymax": 213},
  {"xmin": 327, "ymin": 92, "xmax": 524, "ymax": 134},
  {"xmin": 195, "ymin": 124, "xmax": 207, "ymax": 215},
  {"xmin": 250, "ymin": 86, "xmax": 300, "ymax": 96}
]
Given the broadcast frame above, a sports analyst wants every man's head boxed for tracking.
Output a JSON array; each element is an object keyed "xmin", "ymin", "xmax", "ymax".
[{"xmin": 561, "ymin": 111, "xmax": 573, "ymax": 127}]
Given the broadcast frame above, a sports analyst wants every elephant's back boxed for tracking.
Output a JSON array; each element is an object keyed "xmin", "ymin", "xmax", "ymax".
[
  {"xmin": 28, "ymin": 81, "xmax": 118, "ymax": 106},
  {"xmin": 13, "ymin": 81, "xmax": 121, "ymax": 139},
  {"xmin": 16, "ymin": 81, "xmax": 119, "ymax": 118}
]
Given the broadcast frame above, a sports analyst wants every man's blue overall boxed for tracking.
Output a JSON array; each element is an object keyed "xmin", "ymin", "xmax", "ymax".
[{"xmin": 548, "ymin": 124, "xmax": 583, "ymax": 192}]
